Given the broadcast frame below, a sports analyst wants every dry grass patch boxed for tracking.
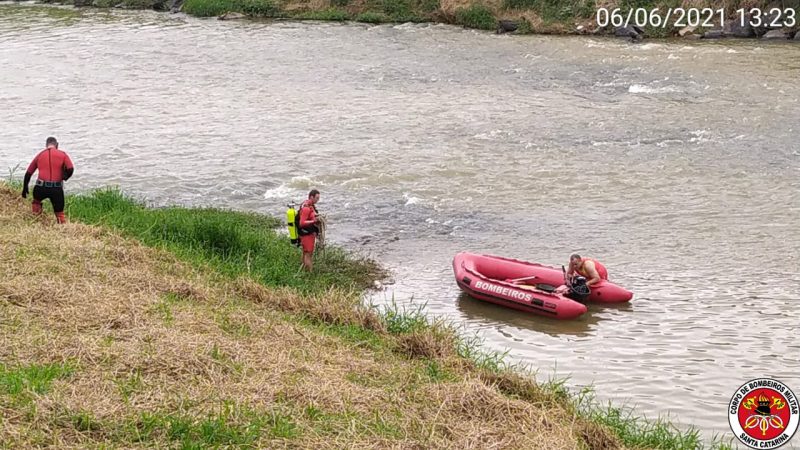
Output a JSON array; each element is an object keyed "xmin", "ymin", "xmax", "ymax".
[{"xmin": 0, "ymin": 183, "xmax": 628, "ymax": 449}]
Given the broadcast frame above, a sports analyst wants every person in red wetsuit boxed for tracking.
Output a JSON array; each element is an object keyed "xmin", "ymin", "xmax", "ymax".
[
  {"xmin": 566, "ymin": 253, "xmax": 608, "ymax": 287},
  {"xmin": 21, "ymin": 137, "xmax": 75, "ymax": 224},
  {"xmin": 298, "ymin": 189, "xmax": 321, "ymax": 271}
]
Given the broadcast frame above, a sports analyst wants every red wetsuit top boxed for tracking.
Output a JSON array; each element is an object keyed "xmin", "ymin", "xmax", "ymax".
[
  {"xmin": 299, "ymin": 201, "xmax": 317, "ymax": 234},
  {"xmin": 576, "ymin": 258, "xmax": 608, "ymax": 280},
  {"xmin": 27, "ymin": 147, "xmax": 74, "ymax": 182}
]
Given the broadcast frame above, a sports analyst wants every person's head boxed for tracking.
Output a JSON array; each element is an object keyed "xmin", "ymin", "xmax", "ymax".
[
  {"xmin": 45, "ymin": 137, "xmax": 58, "ymax": 149},
  {"xmin": 308, "ymin": 189, "xmax": 320, "ymax": 205},
  {"xmin": 569, "ymin": 253, "xmax": 582, "ymax": 269}
]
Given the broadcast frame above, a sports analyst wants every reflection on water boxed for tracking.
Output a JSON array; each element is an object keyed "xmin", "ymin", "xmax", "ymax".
[{"xmin": 455, "ymin": 292, "xmax": 620, "ymax": 338}]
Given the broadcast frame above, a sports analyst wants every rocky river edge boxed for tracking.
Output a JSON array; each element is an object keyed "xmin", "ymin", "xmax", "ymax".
[{"xmin": 4, "ymin": 0, "xmax": 800, "ymax": 43}]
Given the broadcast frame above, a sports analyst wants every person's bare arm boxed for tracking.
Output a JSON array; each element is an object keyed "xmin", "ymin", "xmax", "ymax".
[
  {"xmin": 566, "ymin": 263, "xmax": 575, "ymax": 278},
  {"xmin": 583, "ymin": 261, "xmax": 601, "ymax": 286}
]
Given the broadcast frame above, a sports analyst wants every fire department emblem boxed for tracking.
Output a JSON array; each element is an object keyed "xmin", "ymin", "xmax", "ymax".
[{"xmin": 729, "ymin": 378, "xmax": 799, "ymax": 449}]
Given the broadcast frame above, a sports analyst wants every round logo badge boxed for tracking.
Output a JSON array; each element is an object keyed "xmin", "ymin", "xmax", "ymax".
[{"xmin": 729, "ymin": 378, "xmax": 799, "ymax": 449}]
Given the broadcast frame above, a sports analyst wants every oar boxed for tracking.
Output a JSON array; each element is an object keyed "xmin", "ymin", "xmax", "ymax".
[{"xmin": 507, "ymin": 275, "xmax": 538, "ymax": 283}]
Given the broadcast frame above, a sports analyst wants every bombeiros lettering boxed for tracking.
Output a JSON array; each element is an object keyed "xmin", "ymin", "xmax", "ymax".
[{"xmin": 474, "ymin": 280, "xmax": 533, "ymax": 302}]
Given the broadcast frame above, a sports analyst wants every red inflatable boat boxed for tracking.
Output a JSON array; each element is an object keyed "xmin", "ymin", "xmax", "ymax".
[
  {"xmin": 453, "ymin": 253, "xmax": 634, "ymax": 319},
  {"xmin": 453, "ymin": 252, "xmax": 587, "ymax": 320}
]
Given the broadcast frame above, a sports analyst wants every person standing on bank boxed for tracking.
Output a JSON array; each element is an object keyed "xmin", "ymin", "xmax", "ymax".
[
  {"xmin": 21, "ymin": 137, "xmax": 75, "ymax": 224},
  {"xmin": 298, "ymin": 189, "xmax": 321, "ymax": 272}
]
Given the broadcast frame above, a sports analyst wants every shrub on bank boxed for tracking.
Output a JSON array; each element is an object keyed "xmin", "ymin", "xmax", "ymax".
[
  {"xmin": 454, "ymin": 4, "xmax": 495, "ymax": 30},
  {"xmin": 182, "ymin": 0, "xmax": 281, "ymax": 17},
  {"xmin": 502, "ymin": 0, "xmax": 594, "ymax": 22},
  {"xmin": 293, "ymin": 8, "xmax": 350, "ymax": 21},
  {"xmin": 354, "ymin": 11, "xmax": 390, "ymax": 23}
]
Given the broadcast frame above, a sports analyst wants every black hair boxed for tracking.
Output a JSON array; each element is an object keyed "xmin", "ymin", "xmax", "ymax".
[
  {"xmin": 308, "ymin": 189, "xmax": 320, "ymax": 198},
  {"xmin": 570, "ymin": 254, "xmax": 582, "ymax": 261},
  {"xmin": 46, "ymin": 137, "xmax": 58, "ymax": 147}
]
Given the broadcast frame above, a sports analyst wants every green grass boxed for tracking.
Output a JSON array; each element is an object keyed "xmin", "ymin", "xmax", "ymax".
[
  {"xmin": 454, "ymin": 4, "xmax": 496, "ymax": 30},
  {"xmin": 415, "ymin": 0, "xmax": 439, "ymax": 14},
  {"xmin": 355, "ymin": 11, "xmax": 391, "ymax": 23},
  {"xmin": 515, "ymin": 16, "xmax": 533, "ymax": 33},
  {"xmin": 0, "ymin": 363, "xmax": 74, "ymax": 401},
  {"xmin": 65, "ymin": 188, "xmax": 382, "ymax": 295},
  {"xmin": 63, "ymin": 403, "xmax": 299, "ymax": 445},
  {"xmin": 420, "ymin": 359, "xmax": 456, "ymax": 382},
  {"xmin": 380, "ymin": 0, "xmax": 418, "ymax": 22},
  {"xmin": 381, "ymin": 300, "xmax": 429, "ymax": 335},
  {"xmin": 502, "ymin": 0, "xmax": 594, "ymax": 21},
  {"xmin": 302, "ymin": 318, "xmax": 386, "ymax": 352},
  {"xmin": 151, "ymin": 292, "xmax": 183, "ymax": 325},
  {"xmin": 115, "ymin": 370, "xmax": 144, "ymax": 403},
  {"xmin": 208, "ymin": 344, "xmax": 245, "ymax": 375},
  {"xmin": 307, "ymin": 407, "xmax": 403, "ymax": 439},
  {"xmin": 216, "ymin": 309, "xmax": 253, "ymax": 337},
  {"xmin": 292, "ymin": 8, "xmax": 350, "ymax": 21},
  {"xmin": 182, "ymin": 0, "xmax": 281, "ymax": 17},
  {"xmin": 556, "ymin": 380, "xmax": 736, "ymax": 450}
]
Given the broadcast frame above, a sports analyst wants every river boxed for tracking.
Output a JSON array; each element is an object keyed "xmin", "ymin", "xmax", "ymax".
[{"xmin": 1, "ymin": 4, "xmax": 799, "ymax": 446}]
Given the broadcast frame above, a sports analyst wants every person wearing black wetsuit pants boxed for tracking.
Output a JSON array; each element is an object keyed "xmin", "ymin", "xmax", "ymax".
[{"xmin": 21, "ymin": 137, "xmax": 75, "ymax": 224}]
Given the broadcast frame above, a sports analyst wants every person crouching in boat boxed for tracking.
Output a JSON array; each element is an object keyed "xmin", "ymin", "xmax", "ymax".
[
  {"xmin": 566, "ymin": 253, "xmax": 608, "ymax": 287},
  {"xmin": 21, "ymin": 136, "xmax": 75, "ymax": 224},
  {"xmin": 298, "ymin": 189, "xmax": 321, "ymax": 272}
]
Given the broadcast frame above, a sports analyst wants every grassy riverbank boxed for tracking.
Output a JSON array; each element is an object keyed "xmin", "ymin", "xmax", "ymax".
[
  {"xmin": 20, "ymin": 0, "xmax": 798, "ymax": 37},
  {"xmin": 0, "ymin": 181, "xmax": 733, "ymax": 448}
]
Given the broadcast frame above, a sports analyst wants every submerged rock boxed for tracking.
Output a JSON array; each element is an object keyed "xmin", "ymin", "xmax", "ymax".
[
  {"xmin": 169, "ymin": 0, "xmax": 183, "ymax": 14},
  {"xmin": 169, "ymin": 0, "xmax": 183, "ymax": 13},
  {"xmin": 753, "ymin": 10, "xmax": 783, "ymax": 36},
  {"xmin": 218, "ymin": 12, "xmax": 246, "ymax": 20},
  {"xmin": 678, "ymin": 25, "xmax": 696, "ymax": 37},
  {"xmin": 724, "ymin": 19, "xmax": 754, "ymax": 38},
  {"xmin": 762, "ymin": 29, "xmax": 791, "ymax": 40},
  {"xmin": 615, "ymin": 25, "xmax": 643, "ymax": 41},
  {"xmin": 496, "ymin": 20, "xmax": 518, "ymax": 34},
  {"xmin": 703, "ymin": 29, "xmax": 725, "ymax": 39}
]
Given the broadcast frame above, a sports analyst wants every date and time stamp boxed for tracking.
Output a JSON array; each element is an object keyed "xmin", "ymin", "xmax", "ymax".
[{"xmin": 595, "ymin": 7, "xmax": 797, "ymax": 30}]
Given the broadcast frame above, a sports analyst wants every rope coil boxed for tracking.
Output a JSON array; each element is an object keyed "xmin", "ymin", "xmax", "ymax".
[{"xmin": 316, "ymin": 214, "xmax": 327, "ymax": 250}]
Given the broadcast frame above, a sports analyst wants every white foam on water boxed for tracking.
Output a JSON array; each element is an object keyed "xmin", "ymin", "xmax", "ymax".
[
  {"xmin": 656, "ymin": 140, "xmax": 684, "ymax": 148},
  {"xmin": 638, "ymin": 43, "xmax": 664, "ymax": 51},
  {"xmin": 473, "ymin": 129, "xmax": 512, "ymax": 140},
  {"xmin": 262, "ymin": 184, "xmax": 295, "ymax": 200},
  {"xmin": 628, "ymin": 84, "xmax": 678, "ymax": 94},
  {"xmin": 288, "ymin": 175, "xmax": 319, "ymax": 188},
  {"xmin": 689, "ymin": 129, "xmax": 712, "ymax": 143},
  {"xmin": 584, "ymin": 39, "xmax": 608, "ymax": 49},
  {"xmin": 403, "ymin": 192, "xmax": 422, "ymax": 206}
]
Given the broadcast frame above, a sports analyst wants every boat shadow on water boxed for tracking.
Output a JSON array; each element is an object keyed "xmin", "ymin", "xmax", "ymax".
[{"xmin": 455, "ymin": 292, "xmax": 633, "ymax": 338}]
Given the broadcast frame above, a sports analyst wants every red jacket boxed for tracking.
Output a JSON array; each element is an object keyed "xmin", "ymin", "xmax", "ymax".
[{"xmin": 27, "ymin": 147, "xmax": 74, "ymax": 182}]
